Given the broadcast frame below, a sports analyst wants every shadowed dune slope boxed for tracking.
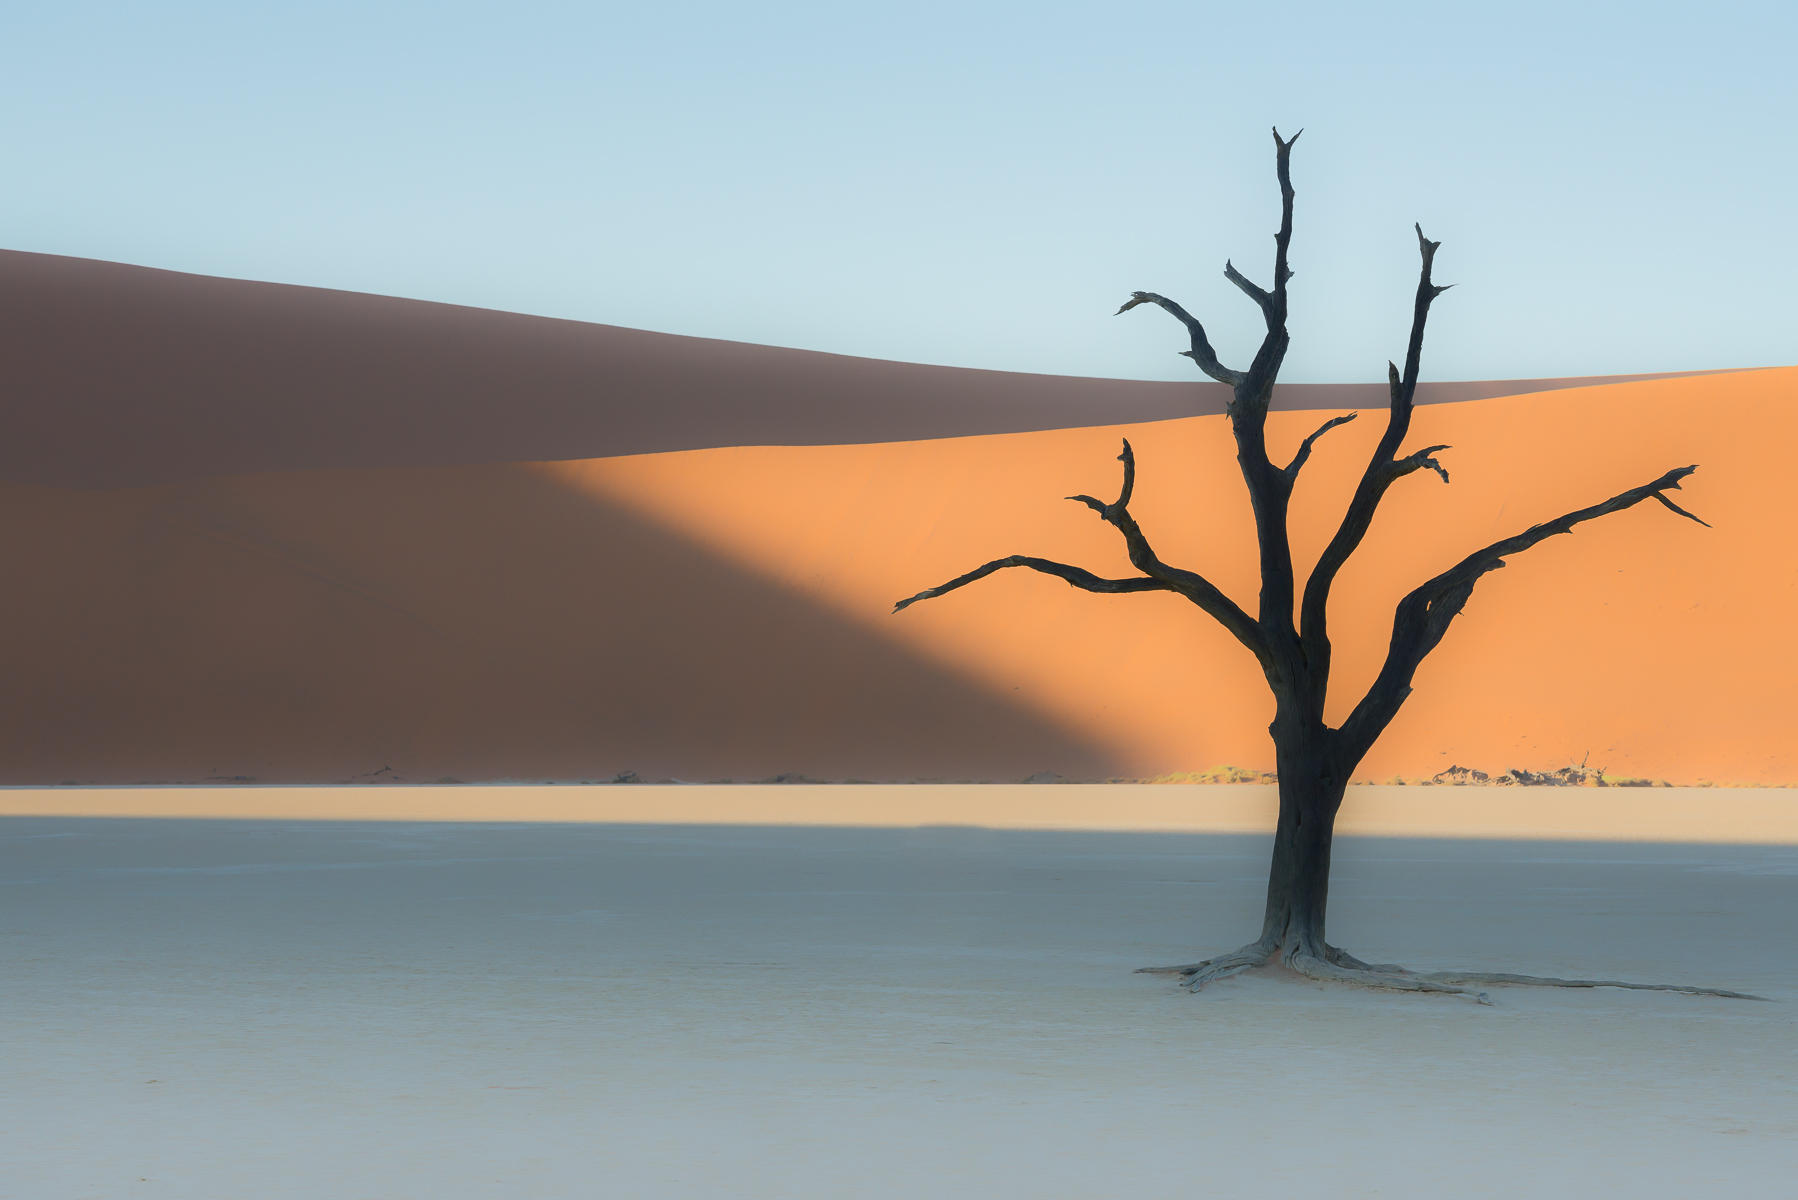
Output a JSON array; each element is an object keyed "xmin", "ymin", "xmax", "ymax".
[
  {"xmin": 0, "ymin": 463, "xmax": 1121, "ymax": 784},
  {"xmin": 0, "ymin": 249, "xmax": 1719, "ymax": 488}
]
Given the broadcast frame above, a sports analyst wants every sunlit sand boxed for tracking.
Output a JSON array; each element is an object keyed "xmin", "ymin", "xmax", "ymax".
[{"xmin": 5, "ymin": 783, "xmax": 1797, "ymax": 844}]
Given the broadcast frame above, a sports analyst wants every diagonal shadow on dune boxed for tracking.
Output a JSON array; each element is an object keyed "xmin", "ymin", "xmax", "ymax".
[{"xmin": 0, "ymin": 459, "xmax": 1129, "ymax": 785}]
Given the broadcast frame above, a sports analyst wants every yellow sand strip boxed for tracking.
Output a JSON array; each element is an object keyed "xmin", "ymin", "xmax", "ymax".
[{"xmin": 2, "ymin": 785, "xmax": 1794, "ymax": 844}]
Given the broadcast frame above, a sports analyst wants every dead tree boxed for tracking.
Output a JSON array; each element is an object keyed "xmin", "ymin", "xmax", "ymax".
[{"xmin": 895, "ymin": 128, "xmax": 1757, "ymax": 1004}]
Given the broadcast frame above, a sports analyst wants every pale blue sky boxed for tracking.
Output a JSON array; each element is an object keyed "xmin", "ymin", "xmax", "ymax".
[{"xmin": 4, "ymin": 1, "xmax": 1793, "ymax": 381}]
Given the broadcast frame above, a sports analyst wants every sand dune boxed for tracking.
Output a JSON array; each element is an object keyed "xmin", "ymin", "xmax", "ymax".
[
  {"xmin": 548, "ymin": 367, "xmax": 1796, "ymax": 786},
  {"xmin": 0, "ymin": 249, "xmax": 1718, "ymax": 488},
  {"xmin": 0, "ymin": 462, "xmax": 1119, "ymax": 784},
  {"xmin": 0, "ymin": 253, "xmax": 1790, "ymax": 785}
]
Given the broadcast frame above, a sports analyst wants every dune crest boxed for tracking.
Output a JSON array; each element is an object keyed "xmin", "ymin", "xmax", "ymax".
[{"xmin": 0, "ymin": 248, "xmax": 1727, "ymax": 487}]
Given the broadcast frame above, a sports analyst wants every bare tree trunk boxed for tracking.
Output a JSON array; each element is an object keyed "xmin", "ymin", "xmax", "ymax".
[{"xmin": 1258, "ymin": 721, "xmax": 1345, "ymax": 957}]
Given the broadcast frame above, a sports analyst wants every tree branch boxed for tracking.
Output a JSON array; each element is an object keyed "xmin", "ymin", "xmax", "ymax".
[
  {"xmin": 1337, "ymin": 465, "xmax": 1706, "ymax": 759},
  {"xmin": 1067, "ymin": 437, "xmax": 1135, "ymax": 515},
  {"xmin": 1398, "ymin": 223, "xmax": 1447, "ymax": 402},
  {"xmin": 1271, "ymin": 127, "xmax": 1300, "ymax": 305},
  {"xmin": 1119, "ymin": 130, "xmax": 1301, "ymax": 401},
  {"xmin": 1224, "ymin": 258, "xmax": 1273, "ymax": 317},
  {"xmin": 1652, "ymin": 490, "xmax": 1711, "ymax": 527},
  {"xmin": 893, "ymin": 556, "xmax": 1169, "ymax": 613},
  {"xmin": 896, "ymin": 440, "xmax": 1269, "ymax": 665},
  {"xmin": 1285, "ymin": 412, "xmax": 1358, "ymax": 480},
  {"xmin": 1233, "ymin": 127, "xmax": 1302, "ymax": 407},
  {"xmin": 1065, "ymin": 439, "xmax": 1267, "ymax": 660},
  {"xmin": 1298, "ymin": 223, "xmax": 1454, "ymax": 677},
  {"xmin": 1390, "ymin": 443, "xmax": 1452, "ymax": 485},
  {"xmin": 1115, "ymin": 292, "xmax": 1244, "ymax": 387}
]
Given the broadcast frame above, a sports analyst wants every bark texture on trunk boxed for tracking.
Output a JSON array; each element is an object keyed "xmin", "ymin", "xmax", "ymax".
[{"xmin": 1258, "ymin": 743, "xmax": 1345, "ymax": 957}]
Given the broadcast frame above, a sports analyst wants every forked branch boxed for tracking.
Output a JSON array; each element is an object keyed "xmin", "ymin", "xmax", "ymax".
[
  {"xmin": 1116, "ymin": 128, "xmax": 1301, "ymax": 402},
  {"xmin": 1286, "ymin": 412, "xmax": 1358, "ymax": 480},
  {"xmin": 1339, "ymin": 465, "xmax": 1707, "ymax": 758},
  {"xmin": 897, "ymin": 441, "xmax": 1268, "ymax": 664},
  {"xmin": 1299, "ymin": 223, "xmax": 1455, "ymax": 670},
  {"xmin": 1391, "ymin": 442, "xmax": 1452, "ymax": 484},
  {"xmin": 1270, "ymin": 127, "xmax": 1300, "ymax": 302},
  {"xmin": 1224, "ymin": 259, "xmax": 1273, "ymax": 317},
  {"xmin": 1064, "ymin": 439, "xmax": 1266, "ymax": 658},
  {"xmin": 1234, "ymin": 127, "xmax": 1303, "ymax": 407},
  {"xmin": 1067, "ymin": 438, "xmax": 1136, "ymax": 516}
]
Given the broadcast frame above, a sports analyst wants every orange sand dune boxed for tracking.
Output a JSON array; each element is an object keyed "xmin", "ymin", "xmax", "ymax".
[
  {"xmin": 2, "ymin": 366, "xmax": 1790, "ymax": 785},
  {"xmin": 546, "ymin": 367, "xmax": 1797, "ymax": 785},
  {"xmin": 0, "ymin": 253, "xmax": 1789, "ymax": 785}
]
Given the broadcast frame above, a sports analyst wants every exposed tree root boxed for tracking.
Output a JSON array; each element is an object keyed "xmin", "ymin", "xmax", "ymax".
[
  {"xmin": 1288, "ymin": 949, "xmax": 1494, "ymax": 1004},
  {"xmin": 1408, "ymin": 969, "xmax": 1765, "ymax": 1002},
  {"xmin": 1138, "ymin": 942, "xmax": 1767, "ymax": 1004},
  {"xmin": 1136, "ymin": 939, "xmax": 1275, "ymax": 991}
]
